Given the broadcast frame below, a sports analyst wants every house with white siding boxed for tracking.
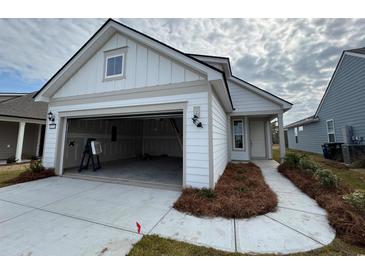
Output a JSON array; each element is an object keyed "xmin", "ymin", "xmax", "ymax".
[
  {"xmin": 34, "ymin": 18, "xmax": 292, "ymax": 190},
  {"xmin": 286, "ymin": 47, "xmax": 365, "ymax": 158}
]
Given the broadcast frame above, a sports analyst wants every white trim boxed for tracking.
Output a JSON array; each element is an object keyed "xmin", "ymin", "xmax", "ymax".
[
  {"xmin": 54, "ymin": 102, "xmax": 187, "ymax": 188},
  {"xmin": 326, "ymin": 119, "xmax": 336, "ymax": 143},
  {"xmin": 35, "ymin": 124, "xmax": 42, "ymax": 157},
  {"xmin": 0, "ymin": 115, "xmax": 46, "ymax": 125},
  {"xmin": 232, "ymin": 119, "xmax": 244, "ymax": 150},
  {"xmin": 104, "ymin": 53, "xmax": 125, "ymax": 79},
  {"xmin": 15, "ymin": 121, "xmax": 26, "ymax": 162}
]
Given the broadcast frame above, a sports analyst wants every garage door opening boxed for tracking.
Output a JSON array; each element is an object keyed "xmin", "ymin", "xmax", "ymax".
[{"xmin": 62, "ymin": 112, "xmax": 183, "ymax": 190}]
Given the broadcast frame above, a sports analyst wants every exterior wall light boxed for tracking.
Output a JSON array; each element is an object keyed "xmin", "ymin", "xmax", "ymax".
[
  {"xmin": 47, "ymin": 111, "xmax": 55, "ymax": 123},
  {"xmin": 192, "ymin": 115, "xmax": 203, "ymax": 128}
]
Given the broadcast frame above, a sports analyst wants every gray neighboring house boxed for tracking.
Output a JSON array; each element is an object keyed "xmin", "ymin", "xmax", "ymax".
[
  {"xmin": 286, "ymin": 47, "xmax": 365, "ymax": 154},
  {"xmin": 0, "ymin": 92, "xmax": 47, "ymax": 162}
]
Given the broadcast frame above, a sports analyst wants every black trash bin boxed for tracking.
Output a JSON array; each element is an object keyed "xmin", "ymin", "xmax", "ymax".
[{"xmin": 322, "ymin": 142, "xmax": 343, "ymax": 161}]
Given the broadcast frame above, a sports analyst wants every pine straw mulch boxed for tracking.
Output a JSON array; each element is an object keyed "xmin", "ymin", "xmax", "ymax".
[
  {"xmin": 278, "ymin": 163, "xmax": 365, "ymax": 247},
  {"xmin": 3, "ymin": 168, "xmax": 55, "ymax": 186},
  {"xmin": 173, "ymin": 162, "xmax": 278, "ymax": 218}
]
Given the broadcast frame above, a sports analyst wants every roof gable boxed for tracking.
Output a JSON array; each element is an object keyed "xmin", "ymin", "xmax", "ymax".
[
  {"xmin": 228, "ymin": 80, "xmax": 286, "ymax": 113},
  {"xmin": 314, "ymin": 50, "xmax": 365, "ymax": 117},
  {"xmin": 53, "ymin": 32, "xmax": 206, "ymax": 99},
  {"xmin": 189, "ymin": 54, "xmax": 292, "ymax": 110},
  {"xmin": 34, "ymin": 19, "xmax": 225, "ymax": 102}
]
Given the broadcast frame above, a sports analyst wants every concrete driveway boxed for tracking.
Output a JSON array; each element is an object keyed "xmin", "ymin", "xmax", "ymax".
[
  {"xmin": 0, "ymin": 161, "xmax": 335, "ymax": 255},
  {"xmin": 0, "ymin": 177, "xmax": 180, "ymax": 255}
]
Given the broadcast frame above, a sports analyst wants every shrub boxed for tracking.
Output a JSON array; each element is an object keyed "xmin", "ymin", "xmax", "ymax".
[
  {"xmin": 351, "ymin": 159, "xmax": 365, "ymax": 169},
  {"xmin": 343, "ymin": 190, "xmax": 365, "ymax": 213},
  {"xmin": 199, "ymin": 188, "xmax": 216, "ymax": 199},
  {"xmin": 315, "ymin": 169, "xmax": 339, "ymax": 189},
  {"xmin": 284, "ymin": 153, "xmax": 304, "ymax": 168},
  {"xmin": 299, "ymin": 158, "xmax": 319, "ymax": 174},
  {"xmin": 6, "ymin": 156, "xmax": 16, "ymax": 164},
  {"xmin": 29, "ymin": 160, "xmax": 45, "ymax": 173}
]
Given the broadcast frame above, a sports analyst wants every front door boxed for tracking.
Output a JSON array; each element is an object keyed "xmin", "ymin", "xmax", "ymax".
[{"xmin": 249, "ymin": 119, "xmax": 267, "ymax": 159}]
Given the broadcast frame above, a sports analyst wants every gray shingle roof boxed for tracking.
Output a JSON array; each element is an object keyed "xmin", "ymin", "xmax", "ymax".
[
  {"xmin": 284, "ymin": 115, "xmax": 319, "ymax": 129},
  {"xmin": 0, "ymin": 92, "xmax": 47, "ymax": 120},
  {"xmin": 346, "ymin": 47, "xmax": 365, "ymax": 55}
]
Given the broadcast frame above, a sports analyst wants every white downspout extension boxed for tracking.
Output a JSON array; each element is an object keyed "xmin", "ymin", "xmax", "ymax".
[
  {"xmin": 277, "ymin": 112, "xmax": 286, "ymax": 162},
  {"xmin": 15, "ymin": 121, "xmax": 26, "ymax": 162}
]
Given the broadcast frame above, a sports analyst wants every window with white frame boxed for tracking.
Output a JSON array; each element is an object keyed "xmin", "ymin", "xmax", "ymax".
[
  {"xmin": 104, "ymin": 49, "xmax": 125, "ymax": 80},
  {"xmin": 326, "ymin": 119, "xmax": 336, "ymax": 142},
  {"xmin": 299, "ymin": 126, "xmax": 304, "ymax": 132},
  {"xmin": 294, "ymin": 127, "xmax": 298, "ymax": 143},
  {"xmin": 233, "ymin": 119, "xmax": 244, "ymax": 150}
]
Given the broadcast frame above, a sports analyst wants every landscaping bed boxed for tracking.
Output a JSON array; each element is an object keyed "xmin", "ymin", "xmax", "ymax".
[
  {"xmin": 173, "ymin": 162, "xmax": 277, "ymax": 218},
  {"xmin": 0, "ymin": 161, "xmax": 55, "ymax": 188},
  {"xmin": 278, "ymin": 153, "xmax": 365, "ymax": 247}
]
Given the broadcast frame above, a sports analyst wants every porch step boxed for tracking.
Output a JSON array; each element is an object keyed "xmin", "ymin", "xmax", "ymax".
[{"xmin": 63, "ymin": 172, "xmax": 182, "ymax": 192}]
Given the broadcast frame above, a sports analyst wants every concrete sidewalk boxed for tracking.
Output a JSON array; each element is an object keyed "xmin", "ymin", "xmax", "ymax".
[
  {"xmin": 151, "ymin": 160, "xmax": 335, "ymax": 254},
  {"xmin": 0, "ymin": 161, "xmax": 335, "ymax": 255}
]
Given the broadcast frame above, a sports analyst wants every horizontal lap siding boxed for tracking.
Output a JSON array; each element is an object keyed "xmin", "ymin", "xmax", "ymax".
[
  {"xmin": 228, "ymin": 81, "xmax": 281, "ymax": 113},
  {"xmin": 44, "ymin": 86, "xmax": 210, "ymax": 188},
  {"xmin": 288, "ymin": 55, "xmax": 365, "ymax": 154},
  {"xmin": 212, "ymin": 93, "xmax": 228, "ymax": 185},
  {"xmin": 287, "ymin": 123, "xmax": 324, "ymax": 154}
]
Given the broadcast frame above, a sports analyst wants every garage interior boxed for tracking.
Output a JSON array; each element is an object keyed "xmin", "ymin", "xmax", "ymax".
[{"xmin": 63, "ymin": 112, "xmax": 183, "ymax": 190}]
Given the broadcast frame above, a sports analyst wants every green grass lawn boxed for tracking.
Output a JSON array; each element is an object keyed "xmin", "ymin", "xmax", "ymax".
[
  {"xmin": 128, "ymin": 235, "xmax": 365, "ymax": 256},
  {"xmin": 0, "ymin": 164, "xmax": 28, "ymax": 188}
]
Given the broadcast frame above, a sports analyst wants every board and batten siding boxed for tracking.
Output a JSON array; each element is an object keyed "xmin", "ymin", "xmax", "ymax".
[
  {"xmin": 288, "ymin": 54, "xmax": 365, "ymax": 154},
  {"xmin": 43, "ymin": 82, "xmax": 210, "ymax": 189},
  {"xmin": 54, "ymin": 33, "xmax": 205, "ymax": 99},
  {"xmin": 228, "ymin": 80, "xmax": 281, "ymax": 113},
  {"xmin": 211, "ymin": 92, "xmax": 228, "ymax": 185}
]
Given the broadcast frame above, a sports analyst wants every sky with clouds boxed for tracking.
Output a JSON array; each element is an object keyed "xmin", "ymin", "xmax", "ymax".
[{"xmin": 0, "ymin": 18, "xmax": 365, "ymax": 124}]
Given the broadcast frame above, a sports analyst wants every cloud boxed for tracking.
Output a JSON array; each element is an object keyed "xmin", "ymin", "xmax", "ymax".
[{"xmin": 0, "ymin": 18, "xmax": 365, "ymax": 124}]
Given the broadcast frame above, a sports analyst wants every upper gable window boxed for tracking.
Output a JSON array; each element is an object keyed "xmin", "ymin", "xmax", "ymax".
[{"xmin": 104, "ymin": 48, "xmax": 126, "ymax": 81}]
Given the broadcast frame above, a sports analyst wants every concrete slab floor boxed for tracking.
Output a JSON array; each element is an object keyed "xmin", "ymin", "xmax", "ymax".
[{"xmin": 65, "ymin": 156, "xmax": 183, "ymax": 187}]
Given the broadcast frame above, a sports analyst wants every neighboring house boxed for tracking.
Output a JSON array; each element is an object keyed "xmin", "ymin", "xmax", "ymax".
[
  {"xmin": 286, "ymin": 47, "xmax": 365, "ymax": 154},
  {"xmin": 34, "ymin": 18, "xmax": 292, "ymax": 189},
  {"xmin": 0, "ymin": 92, "xmax": 47, "ymax": 162},
  {"xmin": 0, "ymin": 92, "xmax": 27, "ymax": 103}
]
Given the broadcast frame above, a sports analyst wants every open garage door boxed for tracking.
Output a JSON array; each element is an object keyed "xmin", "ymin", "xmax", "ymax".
[{"xmin": 62, "ymin": 112, "xmax": 183, "ymax": 190}]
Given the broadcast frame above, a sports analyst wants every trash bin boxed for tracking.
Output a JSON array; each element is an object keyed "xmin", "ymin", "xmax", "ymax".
[{"xmin": 322, "ymin": 143, "xmax": 343, "ymax": 161}]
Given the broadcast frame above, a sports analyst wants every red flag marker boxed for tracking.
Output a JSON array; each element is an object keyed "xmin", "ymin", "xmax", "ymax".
[{"xmin": 136, "ymin": 222, "xmax": 141, "ymax": 234}]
